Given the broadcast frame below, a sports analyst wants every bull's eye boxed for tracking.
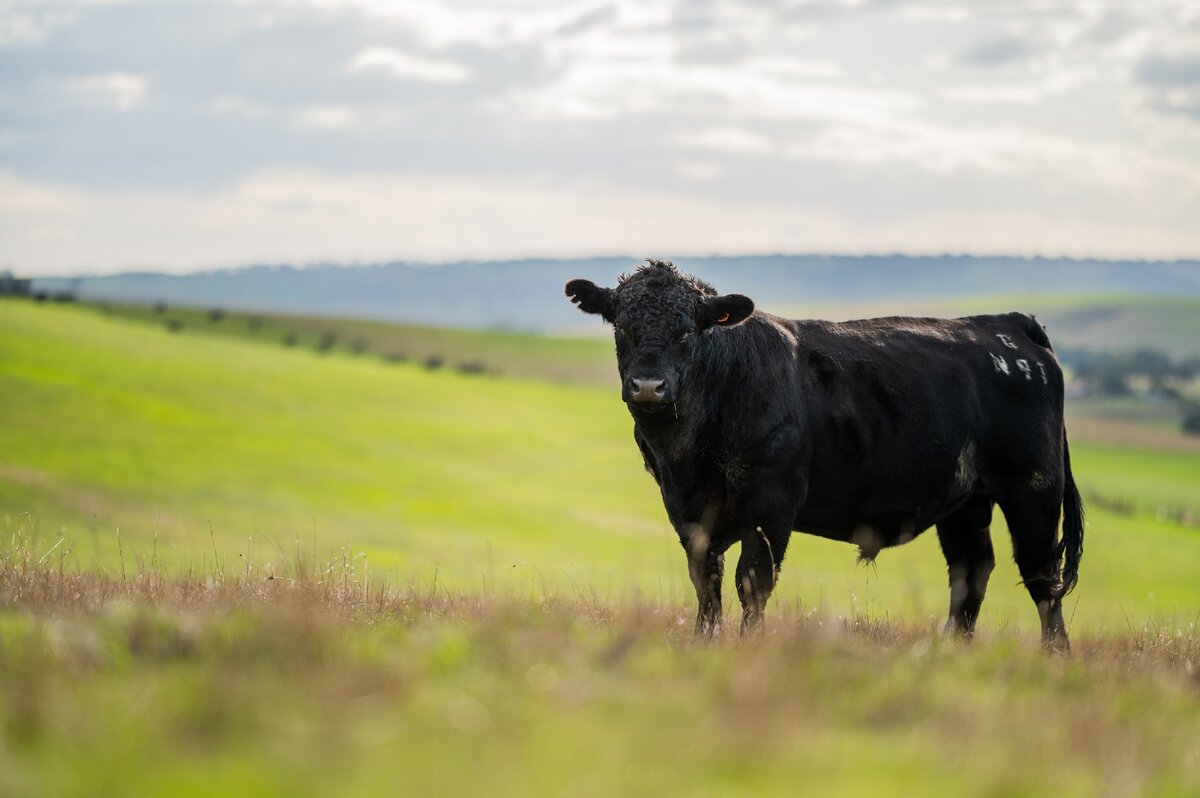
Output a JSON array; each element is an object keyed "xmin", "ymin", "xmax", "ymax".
[{"xmin": 675, "ymin": 331, "xmax": 690, "ymax": 345}]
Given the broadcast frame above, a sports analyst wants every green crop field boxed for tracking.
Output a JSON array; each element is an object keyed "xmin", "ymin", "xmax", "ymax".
[{"xmin": 2, "ymin": 297, "xmax": 1199, "ymax": 796}]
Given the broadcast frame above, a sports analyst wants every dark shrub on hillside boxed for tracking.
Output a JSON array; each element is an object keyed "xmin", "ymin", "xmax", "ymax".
[
  {"xmin": 282, "ymin": 331, "xmax": 298, "ymax": 347},
  {"xmin": 154, "ymin": 301, "xmax": 167, "ymax": 314},
  {"xmin": 208, "ymin": 307, "xmax": 225, "ymax": 323},
  {"xmin": 316, "ymin": 331, "xmax": 338, "ymax": 353},
  {"xmin": 166, "ymin": 319, "xmax": 183, "ymax": 334},
  {"xmin": 1184, "ymin": 409, "xmax": 1200, "ymax": 437},
  {"xmin": 423, "ymin": 355, "xmax": 443, "ymax": 370},
  {"xmin": 350, "ymin": 337, "xmax": 369, "ymax": 355},
  {"xmin": 456, "ymin": 361, "xmax": 487, "ymax": 376}
]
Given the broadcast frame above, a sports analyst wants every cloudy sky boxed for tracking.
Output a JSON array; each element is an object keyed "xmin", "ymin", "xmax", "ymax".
[{"xmin": 2, "ymin": 0, "xmax": 1200, "ymax": 275}]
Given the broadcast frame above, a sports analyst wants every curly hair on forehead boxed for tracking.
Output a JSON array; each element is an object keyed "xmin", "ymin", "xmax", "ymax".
[{"xmin": 616, "ymin": 259, "xmax": 717, "ymax": 296}]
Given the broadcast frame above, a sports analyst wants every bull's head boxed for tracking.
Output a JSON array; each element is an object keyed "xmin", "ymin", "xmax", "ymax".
[{"xmin": 565, "ymin": 260, "xmax": 754, "ymax": 409}]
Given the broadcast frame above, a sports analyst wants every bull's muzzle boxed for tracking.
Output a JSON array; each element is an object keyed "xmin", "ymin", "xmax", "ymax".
[{"xmin": 626, "ymin": 376, "xmax": 670, "ymax": 404}]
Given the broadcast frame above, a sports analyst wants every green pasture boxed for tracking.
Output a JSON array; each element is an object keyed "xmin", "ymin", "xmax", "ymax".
[
  {"xmin": 3, "ymin": 297, "xmax": 1200, "ymax": 797},
  {"xmin": 82, "ymin": 300, "xmax": 616, "ymax": 387},
  {"xmin": 3, "ymin": 298, "xmax": 1199, "ymax": 634}
]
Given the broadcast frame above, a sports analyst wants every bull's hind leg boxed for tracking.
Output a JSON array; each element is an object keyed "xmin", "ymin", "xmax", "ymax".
[
  {"xmin": 735, "ymin": 525, "xmax": 790, "ymax": 634},
  {"xmin": 998, "ymin": 484, "xmax": 1070, "ymax": 653},
  {"xmin": 936, "ymin": 495, "xmax": 995, "ymax": 638}
]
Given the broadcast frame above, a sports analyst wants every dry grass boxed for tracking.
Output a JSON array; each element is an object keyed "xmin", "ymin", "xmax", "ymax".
[
  {"xmin": 5, "ymin": 525, "xmax": 1198, "ymax": 666},
  {"xmin": 3, "ymin": 527, "xmax": 1200, "ymax": 797}
]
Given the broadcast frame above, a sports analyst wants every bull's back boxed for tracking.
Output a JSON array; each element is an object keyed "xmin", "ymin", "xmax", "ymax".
[{"xmin": 788, "ymin": 312, "xmax": 1063, "ymax": 536}]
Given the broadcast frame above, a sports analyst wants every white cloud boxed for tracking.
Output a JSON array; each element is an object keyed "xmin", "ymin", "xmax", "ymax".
[
  {"xmin": 294, "ymin": 105, "xmax": 356, "ymax": 130},
  {"xmin": 4, "ymin": 168, "xmax": 1200, "ymax": 276},
  {"xmin": 208, "ymin": 95, "xmax": 267, "ymax": 116},
  {"xmin": 4, "ymin": 0, "xmax": 1200, "ymax": 272},
  {"xmin": 785, "ymin": 117, "xmax": 1200, "ymax": 198},
  {"xmin": 347, "ymin": 46, "xmax": 472, "ymax": 83},
  {"xmin": 507, "ymin": 55, "xmax": 916, "ymax": 124},
  {"xmin": 676, "ymin": 126, "xmax": 775, "ymax": 155},
  {"xmin": 675, "ymin": 160, "xmax": 722, "ymax": 181},
  {"xmin": 63, "ymin": 72, "xmax": 147, "ymax": 110},
  {"xmin": 0, "ymin": 7, "xmax": 80, "ymax": 46}
]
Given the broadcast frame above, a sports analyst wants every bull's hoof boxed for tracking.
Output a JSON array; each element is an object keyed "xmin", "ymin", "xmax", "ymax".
[{"xmin": 1042, "ymin": 632, "xmax": 1071, "ymax": 655}]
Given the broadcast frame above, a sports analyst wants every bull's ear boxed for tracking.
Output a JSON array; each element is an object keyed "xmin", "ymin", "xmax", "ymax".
[
  {"xmin": 702, "ymin": 294, "xmax": 754, "ymax": 329},
  {"xmin": 565, "ymin": 279, "xmax": 616, "ymax": 322}
]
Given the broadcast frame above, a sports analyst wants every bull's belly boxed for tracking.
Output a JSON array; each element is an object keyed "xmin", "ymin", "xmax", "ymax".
[{"xmin": 791, "ymin": 492, "xmax": 974, "ymax": 553}]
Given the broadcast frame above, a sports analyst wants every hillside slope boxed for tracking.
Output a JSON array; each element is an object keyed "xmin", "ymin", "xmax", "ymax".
[{"xmin": 2, "ymin": 298, "xmax": 1198, "ymax": 632}]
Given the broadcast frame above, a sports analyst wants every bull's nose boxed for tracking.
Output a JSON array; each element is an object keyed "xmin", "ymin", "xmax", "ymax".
[{"xmin": 628, "ymin": 377, "xmax": 668, "ymax": 403}]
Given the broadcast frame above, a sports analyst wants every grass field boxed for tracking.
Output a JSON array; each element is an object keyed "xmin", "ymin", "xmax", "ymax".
[
  {"xmin": 2, "ymin": 551, "xmax": 1198, "ymax": 798},
  {"xmin": 3, "ymin": 297, "xmax": 1200, "ymax": 795}
]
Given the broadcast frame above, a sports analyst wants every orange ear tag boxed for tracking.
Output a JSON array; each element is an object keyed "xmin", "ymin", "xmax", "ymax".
[{"xmin": 716, "ymin": 312, "xmax": 730, "ymax": 324}]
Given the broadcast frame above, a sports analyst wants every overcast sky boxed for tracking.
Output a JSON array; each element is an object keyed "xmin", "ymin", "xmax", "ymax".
[{"xmin": 2, "ymin": 0, "xmax": 1200, "ymax": 275}]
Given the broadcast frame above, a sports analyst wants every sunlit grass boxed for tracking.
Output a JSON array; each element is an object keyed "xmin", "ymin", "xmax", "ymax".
[{"xmin": 1, "ymin": 531, "xmax": 1198, "ymax": 798}]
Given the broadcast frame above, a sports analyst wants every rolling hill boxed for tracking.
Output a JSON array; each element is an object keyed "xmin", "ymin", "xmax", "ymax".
[
  {"xmin": 2, "ymin": 297, "xmax": 1199, "ymax": 632},
  {"xmin": 33, "ymin": 254, "xmax": 1200, "ymax": 337}
]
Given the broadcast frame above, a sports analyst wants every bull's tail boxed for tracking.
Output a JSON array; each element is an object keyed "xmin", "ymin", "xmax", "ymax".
[{"xmin": 1059, "ymin": 429, "xmax": 1085, "ymax": 595}]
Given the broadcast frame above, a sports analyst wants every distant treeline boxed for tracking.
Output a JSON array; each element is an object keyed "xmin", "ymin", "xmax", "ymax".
[
  {"xmin": 156, "ymin": 302, "xmax": 493, "ymax": 377},
  {"xmin": 1059, "ymin": 348, "xmax": 1200, "ymax": 434},
  {"xmin": 1060, "ymin": 348, "xmax": 1200, "ymax": 397},
  {"xmin": 2, "ymin": 270, "xmax": 75, "ymax": 302}
]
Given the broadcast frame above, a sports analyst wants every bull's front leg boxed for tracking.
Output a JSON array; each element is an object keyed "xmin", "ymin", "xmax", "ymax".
[
  {"xmin": 736, "ymin": 523, "xmax": 792, "ymax": 634},
  {"xmin": 685, "ymin": 532, "xmax": 725, "ymax": 638}
]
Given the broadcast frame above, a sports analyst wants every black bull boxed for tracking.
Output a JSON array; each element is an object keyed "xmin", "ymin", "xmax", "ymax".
[{"xmin": 566, "ymin": 261, "xmax": 1083, "ymax": 650}]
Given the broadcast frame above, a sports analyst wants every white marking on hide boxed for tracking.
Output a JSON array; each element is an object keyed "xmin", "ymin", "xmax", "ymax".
[
  {"xmin": 955, "ymin": 442, "xmax": 977, "ymax": 490},
  {"xmin": 1037, "ymin": 361, "xmax": 1049, "ymax": 385},
  {"xmin": 996, "ymin": 334, "xmax": 1018, "ymax": 350},
  {"xmin": 1015, "ymin": 359, "xmax": 1032, "ymax": 380},
  {"xmin": 989, "ymin": 353, "xmax": 1010, "ymax": 375}
]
